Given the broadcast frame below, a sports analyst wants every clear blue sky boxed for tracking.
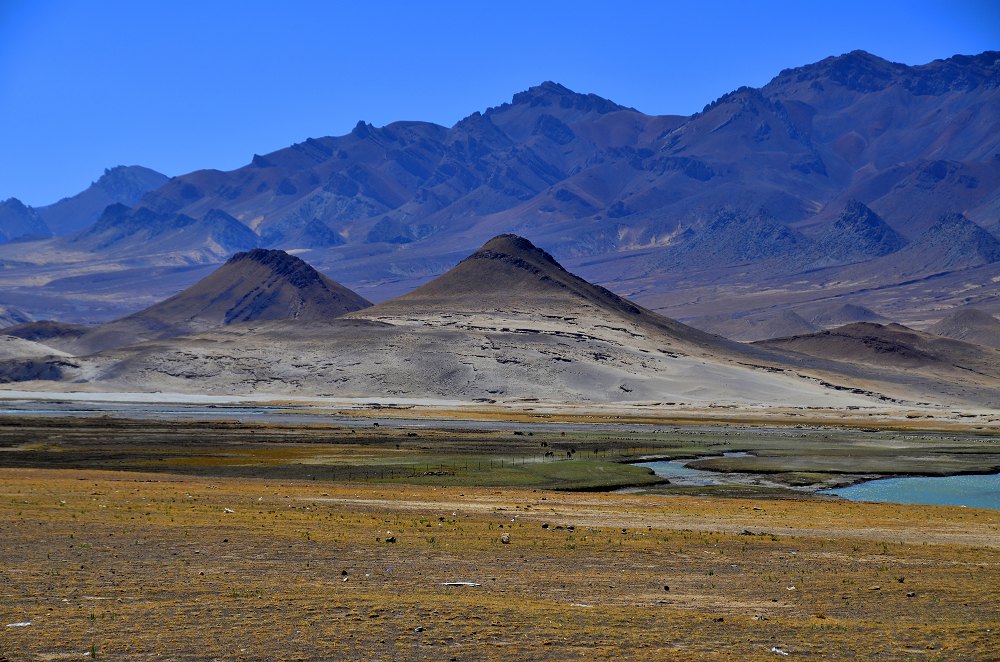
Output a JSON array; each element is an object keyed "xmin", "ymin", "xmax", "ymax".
[{"xmin": 1, "ymin": 0, "xmax": 997, "ymax": 206}]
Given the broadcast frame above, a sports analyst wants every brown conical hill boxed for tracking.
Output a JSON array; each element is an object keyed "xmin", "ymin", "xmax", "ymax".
[
  {"xmin": 69, "ymin": 249, "xmax": 371, "ymax": 354},
  {"xmin": 353, "ymin": 234, "xmax": 746, "ymax": 358},
  {"xmin": 145, "ymin": 248, "xmax": 371, "ymax": 325},
  {"xmin": 365, "ymin": 234, "xmax": 640, "ymax": 313}
]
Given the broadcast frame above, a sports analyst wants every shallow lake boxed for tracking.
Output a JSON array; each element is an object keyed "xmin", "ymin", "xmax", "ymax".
[
  {"xmin": 823, "ymin": 473, "xmax": 1000, "ymax": 510},
  {"xmin": 641, "ymin": 459, "xmax": 1000, "ymax": 510}
]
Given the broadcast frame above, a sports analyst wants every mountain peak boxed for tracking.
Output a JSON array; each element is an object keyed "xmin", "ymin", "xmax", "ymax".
[
  {"xmin": 770, "ymin": 50, "xmax": 902, "ymax": 92},
  {"xmin": 226, "ymin": 248, "xmax": 336, "ymax": 288},
  {"xmin": 228, "ymin": 247, "xmax": 316, "ymax": 275},
  {"xmin": 468, "ymin": 234, "xmax": 563, "ymax": 270},
  {"xmin": 93, "ymin": 165, "xmax": 169, "ymax": 201},
  {"xmin": 0, "ymin": 197, "xmax": 51, "ymax": 243},
  {"xmin": 822, "ymin": 200, "xmax": 907, "ymax": 259},
  {"xmin": 185, "ymin": 247, "xmax": 374, "ymax": 318},
  {"xmin": 1, "ymin": 196, "xmax": 29, "ymax": 210},
  {"xmin": 491, "ymin": 81, "xmax": 626, "ymax": 117},
  {"xmin": 894, "ymin": 212, "xmax": 1000, "ymax": 271}
]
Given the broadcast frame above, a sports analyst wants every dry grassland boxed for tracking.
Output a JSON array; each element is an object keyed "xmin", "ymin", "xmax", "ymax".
[{"xmin": 1, "ymin": 468, "xmax": 998, "ymax": 660}]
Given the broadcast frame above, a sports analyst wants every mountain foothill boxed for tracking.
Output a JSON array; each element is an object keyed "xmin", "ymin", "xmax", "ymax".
[{"xmin": 0, "ymin": 235, "xmax": 996, "ymax": 409}]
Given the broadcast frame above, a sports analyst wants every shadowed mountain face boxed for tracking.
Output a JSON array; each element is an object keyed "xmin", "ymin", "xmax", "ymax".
[
  {"xmin": 69, "ymin": 203, "xmax": 259, "ymax": 260},
  {"xmin": 899, "ymin": 213, "xmax": 1000, "ymax": 271},
  {"xmin": 58, "ymin": 249, "xmax": 372, "ymax": 354},
  {"xmin": 37, "ymin": 166, "xmax": 170, "ymax": 235},
  {"xmin": 0, "ymin": 199, "xmax": 51, "ymax": 243},
  {"xmin": 0, "ymin": 51, "xmax": 998, "ymax": 326},
  {"xmin": 928, "ymin": 307, "xmax": 1000, "ymax": 349},
  {"xmin": 811, "ymin": 201, "xmax": 907, "ymax": 266}
]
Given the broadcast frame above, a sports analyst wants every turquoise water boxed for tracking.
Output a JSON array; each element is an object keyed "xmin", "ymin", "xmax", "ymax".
[
  {"xmin": 641, "ymin": 459, "xmax": 1000, "ymax": 510},
  {"xmin": 637, "ymin": 460, "xmax": 727, "ymax": 486},
  {"xmin": 824, "ymin": 473, "xmax": 1000, "ymax": 510}
]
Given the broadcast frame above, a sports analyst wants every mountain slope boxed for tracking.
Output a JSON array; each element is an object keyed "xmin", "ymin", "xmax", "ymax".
[
  {"xmin": 0, "ymin": 198, "xmax": 51, "ymax": 243},
  {"xmin": 810, "ymin": 201, "xmax": 907, "ymax": 266},
  {"xmin": 928, "ymin": 307, "xmax": 1000, "ymax": 349},
  {"xmin": 874, "ymin": 212, "xmax": 1000, "ymax": 277},
  {"xmin": 69, "ymin": 203, "xmax": 259, "ymax": 260},
  {"xmin": 0, "ymin": 335, "xmax": 69, "ymax": 360},
  {"xmin": 0, "ymin": 305, "xmax": 33, "ymax": 329},
  {"xmin": 757, "ymin": 322, "xmax": 1000, "ymax": 403},
  {"xmin": 684, "ymin": 310, "xmax": 820, "ymax": 342},
  {"xmin": 806, "ymin": 303, "xmax": 889, "ymax": 328},
  {"xmin": 37, "ymin": 166, "xmax": 170, "ymax": 235}
]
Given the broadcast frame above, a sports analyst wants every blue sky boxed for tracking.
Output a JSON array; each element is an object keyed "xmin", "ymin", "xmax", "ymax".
[{"xmin": 1, "ymin": 0, "xmax": 997, "ymax": 206}]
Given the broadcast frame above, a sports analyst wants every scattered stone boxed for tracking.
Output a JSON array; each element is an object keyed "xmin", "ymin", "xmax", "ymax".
[
  {"xmin": 414, "ymin": 626, "xmax": 424, "ymax": 632},
  {"xmin": 501, "ymin": 533, "xmax": 511, "ymax": 544},
  {"xmin": 663, "ymin": 585, "xmax": 670, "ymax": 592},
  {"xmin": 869, "ymin": 585, "xmax": 881, "ymax": 591},
  {"xmin": 771, "ymin": 647, "xmax": 790, "ymax": 656},
  {"xmin": 713, "ymin": 617, "xmax": 724, "ymax": 622},
  {"xmin": 386, "ymin": 536, "xmax": 396, "ymax": 544},
  {"xmin": 907, "ymin": 591, "xmax": 916, "ymax": 598}
]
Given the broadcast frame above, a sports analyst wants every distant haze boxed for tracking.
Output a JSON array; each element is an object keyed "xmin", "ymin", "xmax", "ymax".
[{"xmin": 1, "ymin": 0, "xmax": 998, "ymax": 204}]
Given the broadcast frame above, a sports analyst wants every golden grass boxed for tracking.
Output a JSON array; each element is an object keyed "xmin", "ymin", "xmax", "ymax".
[{"xmin": 1, "ymin": 468, "xmax": 998, "ymax": 660}]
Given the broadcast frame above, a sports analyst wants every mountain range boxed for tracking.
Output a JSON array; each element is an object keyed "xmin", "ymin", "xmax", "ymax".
[{"xmin": 0, "ymin": 50, "xmax": 997, "ymax": 335}]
